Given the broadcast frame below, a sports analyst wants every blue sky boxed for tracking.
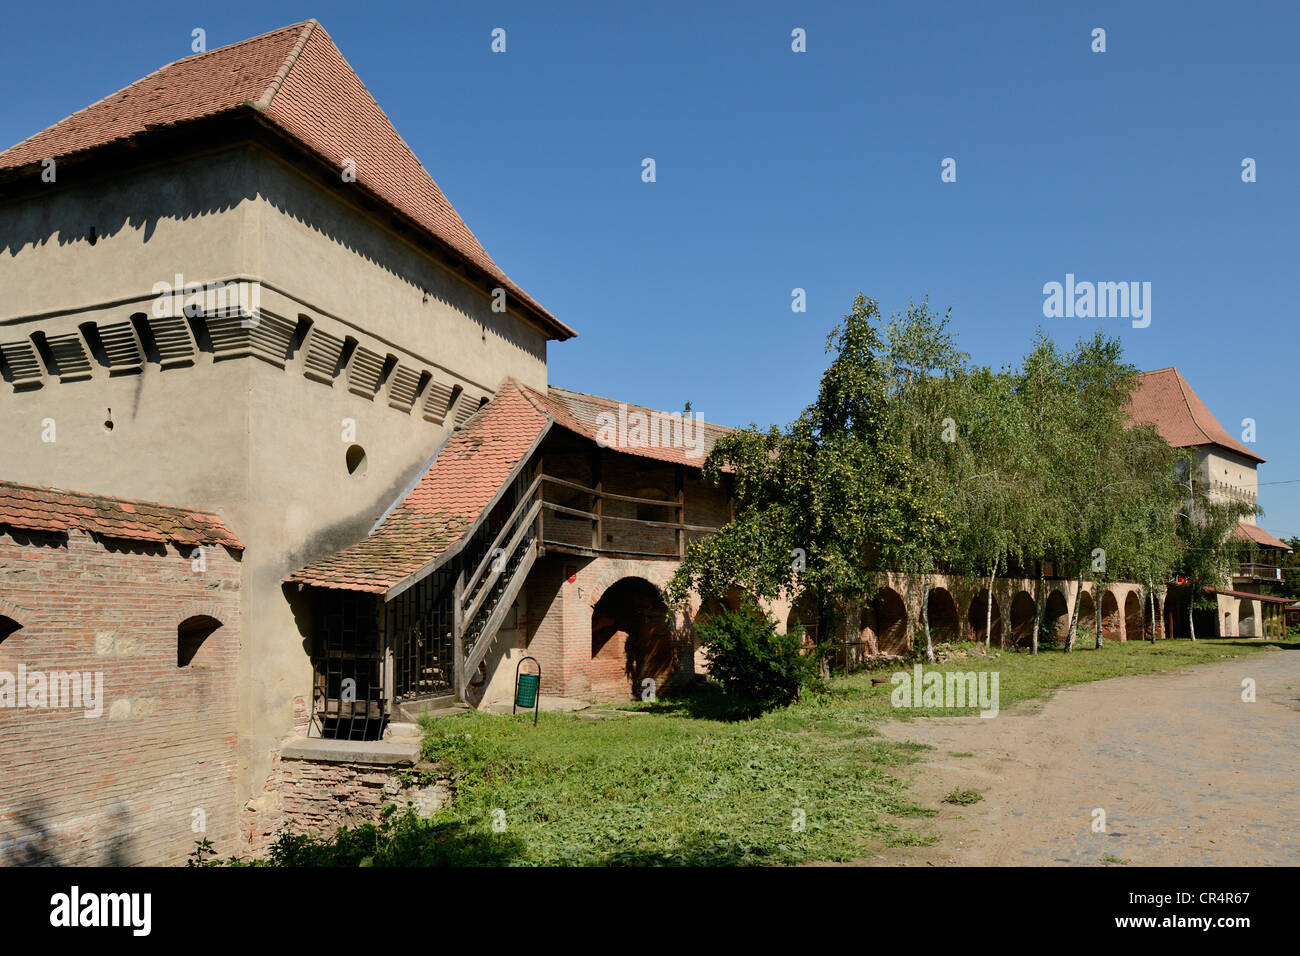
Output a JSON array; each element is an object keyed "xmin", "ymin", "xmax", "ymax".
[{"xmin": 4, "ymin": 1, "xmax": 1298, "ymax": 535}]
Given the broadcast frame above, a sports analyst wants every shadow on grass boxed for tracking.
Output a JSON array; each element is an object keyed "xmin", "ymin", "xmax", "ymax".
[
  {"xmin": 210, "ymin": 814, "xmax": 529, "ymax": 867},
  {"xmin": 1217, "ymin": 639, "xmax": 1298, "ymax": 650},
  {"xmin": 607, "ymin": 682, "xmax": 782, "ymax": 722},
  {"xmin": 595, "ymin": 833, "xmax": 767, "ymax": 866}
]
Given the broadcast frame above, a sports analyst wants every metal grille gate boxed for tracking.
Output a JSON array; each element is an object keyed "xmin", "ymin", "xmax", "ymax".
[
  {"xmin": 311, "ymin": 589, "xmax": 388, "ymax": 740},
  {"xmin": 390, "ymin": 568, "xmax": 457, "ymax": 702}
]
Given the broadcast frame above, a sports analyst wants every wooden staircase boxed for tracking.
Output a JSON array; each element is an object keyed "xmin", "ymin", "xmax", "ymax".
[{"xmin": 453, "ymin": 474, "xmax": 542, "ymax": 698}]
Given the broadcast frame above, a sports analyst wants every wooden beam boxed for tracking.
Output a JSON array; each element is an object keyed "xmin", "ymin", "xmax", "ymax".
[
  {"xmin": 676, "ymin": 465, "xmax": 685, "ymax": 559},
  {"xmin": 452, "ymin": 568, "xmax": 465, "ymax": 702},
  {"xmin": 591, "ymin": 451, "xmax": 603, "ymax": 550}
]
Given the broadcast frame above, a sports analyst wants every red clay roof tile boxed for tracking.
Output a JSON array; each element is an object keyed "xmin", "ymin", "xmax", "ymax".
[
  {"xmin": 287, "ymin": 380, "xmax": 550, "ymax": 593},
  {"xmin": 286, "ymin": 379, "xmax": 733, "ymax": 594},
  {"xmin": 1233, "ymin": 522, "xmax": 1292, "ymax": 551},
  {"xmin": 0, "ymin": 20, "xmax": 574, "ymax": 341},
  {"xmin": 0, "ymin": 480, "xmax": 242, "ymax": 549},
  {"xmin": 1128, "ymin": 367, "xmax": 1264, "ymax": 463}
]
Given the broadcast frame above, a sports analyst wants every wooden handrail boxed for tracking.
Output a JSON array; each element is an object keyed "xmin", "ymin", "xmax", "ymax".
[
  {"xmin": 462, "ymin": 473, "xmax": 543, "ymax": 600},
  {"xmin": 540, "ymin": 473, "xmax": 679, "ymax": 510},
  {"xmin": 461, "ymin": 498, "xmax": 543, "ymax": 627},
  {"xmin": 539, "ymin": 500, "xmax": 715, "ymax": 533}
]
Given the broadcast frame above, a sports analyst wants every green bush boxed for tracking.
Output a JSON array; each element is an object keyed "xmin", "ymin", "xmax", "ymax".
[{"xmin": 695, "ymin": 604, "xmax": 818, "ymax": 709}]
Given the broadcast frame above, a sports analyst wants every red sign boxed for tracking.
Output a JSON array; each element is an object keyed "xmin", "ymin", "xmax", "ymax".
[{"xmin": 566, "ymin": 565, "xmax": 578, "ymax": 584}]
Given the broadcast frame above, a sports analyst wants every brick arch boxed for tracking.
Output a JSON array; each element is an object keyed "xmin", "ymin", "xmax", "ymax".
[
  {"xmin": 926, "ymin": 587, "xmax": 961, "ymax": 644},
  {"xmin": 591, "ymin": 576, "xmax": 674, "ymax": 700},
  {"xmin": 0, "ymin": 599, "xmax": 31, "ymax": 644},
  {"xmin": 0, "ymin": 598, "xmax": 32, "ymax": 623},
  {"xmin": 174, "ymin": 603, "xmax": 230, "ymax": 627},
  {"xmin": 1124, "ymin": 590, "xmax": 1143, "ymax": 641},
  {"xmin": 865, "ymin": 587, "xmax": 909, "ymax": 657},
  {"xmin": 1009, "ymin": 591, "xmax": 1037, "ymax": 647},
  {"xmin": 968, "ymin": 589, "xmax": 1003, "ymax": 646},
  {"xmin": 1100, "ymin": 589, "xmax": 1121, "ymax": 641},
  {"xmin": 1043, "ymin": 588, "xmax": 1070, "ymax": 643},
  {"xmin": 1077, "ymin": 588, "xmax": 1097, "ymax": 632},
  {"xmin": 583, "ymin": 565, "xmax": 674, "ymax": 611}
]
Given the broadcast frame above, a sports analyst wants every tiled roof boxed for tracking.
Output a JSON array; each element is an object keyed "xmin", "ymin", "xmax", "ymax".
[
  {"xmin": 286, "ymin": 379, "xmax": 734, "ymax": 593},
  {"xmin": 287, "ymin": 380, "xmax": 550, "ymax": 593},
  {"xmin": 1233, "ymin": 522, "xmax": 1292, "ymax": 551},
  {"xmin": 520, "ymin": 384, "xmax": 733, "ymax": 469},
  {"xmin": 1128, "ymin": 367, "xmax": 1264, "ymax": 463},
  {"xmin": 0, "ymin": 480, "xmax": 242, "ymax": 548},
  {"xmin": 0, "ymin": 20, "xmax": 574, "ymax": 341}
]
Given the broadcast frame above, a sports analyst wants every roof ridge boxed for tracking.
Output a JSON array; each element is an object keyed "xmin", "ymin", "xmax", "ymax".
[
  {"xmin": 1, "ymin": 20, "xmax": 313, "ymax": 158},
  {"xmin": 1169, "ymin": 367, "xmax": 1214, "ymax": 446},
  {"xmin": 509, "ymin": 378, "xmax": 555, "ymax": 419},
  {"xmin": 250, "ymin": 19, "xmax": 318, "ymax": 111},
  {"xmin": 265, "ymin": 23, "xmax": 498, "ymax": 268}
]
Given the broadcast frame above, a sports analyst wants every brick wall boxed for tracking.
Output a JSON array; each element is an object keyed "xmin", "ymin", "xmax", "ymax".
[
  {"xmin": 251, "ymin": 759, "xmax": 452, "ymax": 846},
  {"xmin": 0, "ymin": 527, "xmax": 241, "ymax": 865},
  {"xmin": 521, "ymin": 555, "xmax": 697, "ymax": 701}
]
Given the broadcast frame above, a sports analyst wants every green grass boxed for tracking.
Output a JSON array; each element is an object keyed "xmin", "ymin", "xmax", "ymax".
[
  {"xmin": 230, "ymin": 636, "xmax": 1287, "ymax": 867},
  {"xmin": 943, "ymin": 788, "xmax": 984, "ymax": 806},
  {"xmin": 416, "ymin": 692, "xmax": 935, "ymax": 866},
  {"xmin": 397, "ymin": 636, "xmax": 1288, "ymax": 865},
  {"xmin": 841, "ymin": 636, "xmax": 1285, "ymax": 719}
]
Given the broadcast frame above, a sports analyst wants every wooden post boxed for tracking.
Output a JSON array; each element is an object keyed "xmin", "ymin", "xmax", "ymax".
[
  {"xmin": 591, "ymin": 452, "xmax": 603, "ymax": 551},
  {"xmin": 535, "ymin": 458, "xmax": 546, "ymax": 554},
  {"xmin": 676, "ymin": 466, "xmax": 685, "ymax": 559},
  {"xmin": 452, "ymin": 568, "xmax": 465, "ymax": 702}
]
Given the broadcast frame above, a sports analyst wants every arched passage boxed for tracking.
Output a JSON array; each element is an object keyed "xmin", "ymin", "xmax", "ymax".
[
  {"xmin": 1124, "ymin": 592, "xmax": 1143, "ymax": 641},
  {"xmin": 1143, "ymin": 593, "xmax": 1161, "ymax": 640},
  {"xmin": 592, "ymin": 577, "xmax": 674, "ymax": 700},
  {"xmin": 1238, "ymin": 599, "xmax": 1257, "ymax": 637},
  {"xmin": 1009, "ymin": 591, "xmax": 1037, "ymax": 647},
  {"xmin": 1077, "ymin": 590, "xmax": 1097, "ymax": 640},
  {"xmin": 1044, "ymin": 590, "xmax": 1070, "ymax": 646},
  {"xmin": 968, "ymin": 589, "xmax": 1003, "ymax": 646},
  {"xmin": 1101, "ymin": 591, "xmax": 1121, "ymax": 642},
  {"xmin": 926, "ymin": 587, "xmax": 960, "ymax": 644},
  {"xmin": 865, "ymin": 588, "xmax": 908, "ymax": 657}
]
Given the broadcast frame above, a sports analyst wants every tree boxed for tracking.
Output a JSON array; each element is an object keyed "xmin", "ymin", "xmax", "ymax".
[
  {"xmin": 666, "ymin": 296, "xmax": 947, "ymax": 665},
  {"xmin": 1175, "ymin": 459, "xmax": 1258, "ymax": 639}
]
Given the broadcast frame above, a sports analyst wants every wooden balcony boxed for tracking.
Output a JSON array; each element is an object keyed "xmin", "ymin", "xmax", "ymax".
[
  {"xmin": 538, "ymin": 472, "xmax": 719, "ymax": 560},
  {"xmin": 1234, "ymin": 562, "xmax": 1284, "ymax": 583}
]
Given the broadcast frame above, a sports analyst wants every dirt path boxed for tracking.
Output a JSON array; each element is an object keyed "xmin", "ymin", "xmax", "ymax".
[{"xmin": 873, "ymin": 646, "xmax": 1300, "ymax": 866}]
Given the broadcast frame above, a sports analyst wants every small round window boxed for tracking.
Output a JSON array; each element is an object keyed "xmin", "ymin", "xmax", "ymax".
[{"xmin": 346, "ymin": 444, "xmax": 368, "ymax": 476}]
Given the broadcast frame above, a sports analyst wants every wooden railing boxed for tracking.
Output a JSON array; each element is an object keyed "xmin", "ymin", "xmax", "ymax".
[
  {"xmin": 1235, "ymin": 562, "xmax": 1284, "ymax": 582},
  {"xmin": 450, "ymin": 469, "xmax": 723, "ymax": 700},
  {"xmin": 537, "ymin": 473, "xmax": 718, "ymax": 559},
  {"xmin": 454, "ymin": 473, "xmax": 543, "ymax": 696}
]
